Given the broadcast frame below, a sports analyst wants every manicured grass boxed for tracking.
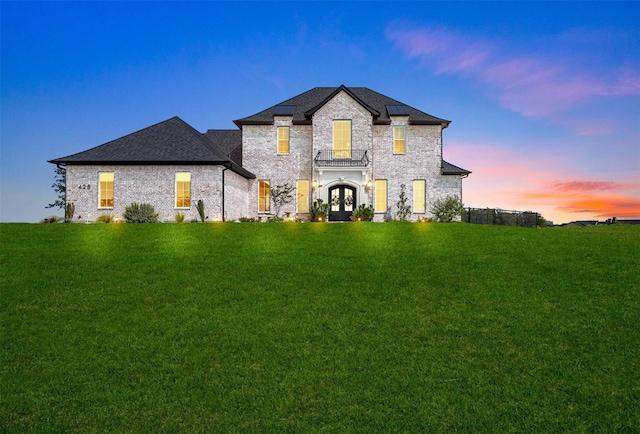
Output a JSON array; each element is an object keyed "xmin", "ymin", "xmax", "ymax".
[{"xmin": 1, "ymin": 223, "xmax": 638, "ymax": 432}]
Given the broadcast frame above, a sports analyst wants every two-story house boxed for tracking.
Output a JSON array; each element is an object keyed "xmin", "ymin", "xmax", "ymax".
[{"xmin": 49, "ymin": 85, "xmax": 470, "ymax": 222}]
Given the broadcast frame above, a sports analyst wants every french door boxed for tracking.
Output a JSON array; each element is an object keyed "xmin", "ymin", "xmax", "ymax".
[{"xmin": 328, "ymin": 185, "xmax": 356, "ymax": 221}]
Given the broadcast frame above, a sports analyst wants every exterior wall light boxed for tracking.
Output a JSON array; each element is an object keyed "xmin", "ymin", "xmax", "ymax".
[{"xmin": 365, "ymin": 180, "xmax": 373, "ymax": 192}]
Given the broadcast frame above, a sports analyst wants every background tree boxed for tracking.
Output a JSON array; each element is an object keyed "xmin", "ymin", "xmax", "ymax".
[
  {"xmin": 46, "ymin": 166, "xmax": 66, "ymax": 210},
  {"xmin": 270, "ymin": 183, "xmax": 296, "ymax": 218}
]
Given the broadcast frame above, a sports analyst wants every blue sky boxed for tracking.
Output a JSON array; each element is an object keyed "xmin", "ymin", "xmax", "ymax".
[{"xmin": 2, "ymin": 1, "xmax": 639, "ymax": 223}]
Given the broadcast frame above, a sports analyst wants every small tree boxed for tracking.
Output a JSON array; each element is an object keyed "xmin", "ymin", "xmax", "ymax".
[
  {"xmin": 196, "ymin": 199, "xmax": 206, "ymax": 222},
  {"xmin": 270, "ymin": 183, "xmax": 296, "ymax": 218},
  {"xmin": 46, "ymin": 166, "xmax": 66, "ymax": 210},
  {"xmin": 430, "ymin": 196, "xmax": 464, "ymax": 222},
  {"xmin": 396, "ymin": 183, "xmax": 411, "ymax": 221},
  {"xmin": 64, "ymin": 202, "xmax": 75, "ymax": 223}
]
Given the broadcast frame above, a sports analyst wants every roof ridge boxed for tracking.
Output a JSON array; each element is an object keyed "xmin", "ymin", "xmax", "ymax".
[
  {"xmin": 48, "ymin": 116, "xmax": 185, "ymax": 162},
  {"xmin": 172, "ymin": 117, "xmax": 231, "ymax": 161},
  {"xmin": 303, "ymin": 85, "xmax": 380, "ymax": 118}
]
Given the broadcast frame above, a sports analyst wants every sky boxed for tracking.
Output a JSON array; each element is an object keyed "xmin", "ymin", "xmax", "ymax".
[{"xmin": 1, "ymin": 1, "xmax": 639, "ymax": 224}]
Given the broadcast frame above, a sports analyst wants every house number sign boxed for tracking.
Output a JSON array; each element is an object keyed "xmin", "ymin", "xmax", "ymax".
[{"xmin": 78, "ymin": 184, "xmax": 91, "ymax": 190}]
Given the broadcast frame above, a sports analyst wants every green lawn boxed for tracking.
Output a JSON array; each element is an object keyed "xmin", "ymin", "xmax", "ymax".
[{"xmin": 1, "ymin": 223, "xmax": 638, "ymax": 432}]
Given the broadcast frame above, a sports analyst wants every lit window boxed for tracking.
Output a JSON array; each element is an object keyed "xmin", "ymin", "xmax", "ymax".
[
  {"xmin": 99, "ymin": 172, "xmax": 114, "ymax": 208},
  {"xmin": 259, "ymin": 180, "xmax": 270, "ymax": 213},
  {"xmin": 375, "ymin": 180, "xmax": 387, "ymax": 213},
  {"xmin": 333, "ymin": 120, "xmax": 351, "ymax": 158},
  {"xmin": 393, "ymin": 126, "xmax": 405, "ymax": 154},
  {"xmin": 413, "ymin": 180, "xmax": 426, "ymax": 213},
  {"xmin": 331, "ymin": 188, "xmax": 340, "ymax": 212},
  {"xmin": 175, "ymin": 172, "xmax": 191, "ymax": 208},
  {"xmin": 297, "ymin": 180, "xmax": 309, "ymax": 213},
  {"xmin": 277, "ymin": 126, "xmax": 290, "ymax": 154}
]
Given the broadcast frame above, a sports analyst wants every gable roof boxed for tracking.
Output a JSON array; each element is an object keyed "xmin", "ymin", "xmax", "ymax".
[
  {"xmin": 442, "ymin": 160, "xmax": 471, "ymax": 176},
  {"xmin": 233, "ymin": 85, "xmax": 450, "ymax": 127},
  {"xmin": 49, "ymin": 117, "xmax": 254, "ymax": 178}
]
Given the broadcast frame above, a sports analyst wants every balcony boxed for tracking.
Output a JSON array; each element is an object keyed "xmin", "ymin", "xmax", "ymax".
[{"xmin": 314, "ymin": 150, "xmax": 370, "ymax": 167}]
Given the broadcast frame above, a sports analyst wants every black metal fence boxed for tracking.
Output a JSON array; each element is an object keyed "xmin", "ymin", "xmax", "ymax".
[{"xmin": 463, "ymin": 208, "xmax": 539, "ymax": 228}]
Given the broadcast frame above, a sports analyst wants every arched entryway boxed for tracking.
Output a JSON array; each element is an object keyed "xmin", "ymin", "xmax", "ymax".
[{"xmin": 329, "ymin": 185, "xmax": 356, "ymax": 221}]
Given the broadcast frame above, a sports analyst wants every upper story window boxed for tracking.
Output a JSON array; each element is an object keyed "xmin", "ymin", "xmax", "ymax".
[
  {"xmin": 333, "ymin": 120, "xmax": 352, "ymax": 158},
  {"xmin": 259, "ymin": 180, "xmax": 270, "ymax": 213},
  {"xmin": 277, "ymin": 126, "xmax": 290, "ymax": 154},
  {"xmin": 98, "ymin": 172, "xmax": 114, "ymax": 208},
  {"xmin": 393, "ymin": 126, "xmax": 406, "ymax": 154},
  {"xmin": 175, "ymin": 172, "xmax": 191, "ymax": 208}
]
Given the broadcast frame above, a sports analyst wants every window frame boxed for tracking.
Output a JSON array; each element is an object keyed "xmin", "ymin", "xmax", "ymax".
[
  {"xmin": 413, "ymin": 179, "xmax": 426, "ymax": 213},
  {"xmin": 333, "ymin": 119, "xmax": 352, "ymax": 158},
  {"xmin": 277, "ymin": 126, "xmax": 290, "ymax": 155},
  {"xmin": 258, "ymin": 180, "xmax": 271, "ymax": 213},
  {"xmin": 175, "ymin": 172, "xmax": 191, "ymax": 209},
  {"xmin": 296, "ymin": 180, "xmax": 310, "ymax": 213},
  {"xmin": 98, "ymin": 172, "xmax": 114, "ymax": 209},
  {"xmin": 393, "ymin": 126, "xmax": 406, "ymax": 154},
  {"xmin": 374, "ymin": 179, "xmax": 388, "ymax": 214}
]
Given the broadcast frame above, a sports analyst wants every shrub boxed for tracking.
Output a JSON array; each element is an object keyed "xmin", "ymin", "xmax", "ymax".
[
  {"xmin": 175, "ymin": 212, "xmax": 185, "ymax": 223},
  {"xmin": 40, "ymin": 216, "xmax": 61, "ymax": 224},
  {"xmin": 350, "ymin": 204, "xmax": 374, "ymax": 221},
  {"xmin": 238, "ymin": 217, "xmax": 257, "ymax": 222},
  {"xmin": 430, "ymin": 196, "xmax": 464, "ymax": 222},
  {"xmin": 196, "ymin": 200, "xmax": 206, "ymax": 223},
  {"xmin": 123, "ymin": 202, "xmax": 159, "ymax": 223},
  {"xmin": 64, "ymin": 202, "xmax": 75, "ymax": 223},
  {"xmin": 310, "ymin": 199, "xmax": 329, "ymax": 222},
  {"xmin": 96, "ymin": 214, "xmax": 117, "ymax": 223}
]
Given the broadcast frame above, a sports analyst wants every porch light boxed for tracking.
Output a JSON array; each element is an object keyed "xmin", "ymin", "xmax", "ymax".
[
  {"xmin": 312, "ymin": 180, "xmax": 319, "ymax": 189},
  {"xmin": 365, "ymin": 179, "xmax": 373, "ymax": 192}
]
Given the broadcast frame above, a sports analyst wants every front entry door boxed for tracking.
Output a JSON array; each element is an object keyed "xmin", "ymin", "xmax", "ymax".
[{"xmin": 329, "ymin": 185, "xmax": 356, "ymax": 221}]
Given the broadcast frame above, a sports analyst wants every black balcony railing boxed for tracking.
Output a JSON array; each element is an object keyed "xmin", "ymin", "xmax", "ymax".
[{"xmin": 314, "ymin": 150, "xmax": 370, "ymax": 167}]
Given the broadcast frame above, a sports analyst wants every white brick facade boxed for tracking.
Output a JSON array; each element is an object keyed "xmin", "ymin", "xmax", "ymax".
[
  {"xmin": 66, "ymin": 165, "xmax": 228, "ymax": 222},
  {"xmin": 244, "ymin": 89, "xmax": 465, "ymax": 221},
  {"xmin": 58, "ymin": 87, "xmax": 468, "ymax": 222}
]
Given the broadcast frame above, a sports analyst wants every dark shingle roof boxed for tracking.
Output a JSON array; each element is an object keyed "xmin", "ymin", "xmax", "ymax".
[
  {"xmin": 203, "ymin": 129, "xmax": 243, "ymax": 165},
  {"xmin": 49, "ymin": 117, "xmax": 254, "ymax": 179},
  {"xmin": 442, "ymin": 160, "xmax": 471, "ymax": 175},
  {"xmin": 233, "ymin": 85, "xmax": 450, "ymax": 127}
]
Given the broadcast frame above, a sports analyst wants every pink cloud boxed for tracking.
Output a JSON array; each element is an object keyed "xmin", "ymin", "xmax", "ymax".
[
  {"xmin": 386, "ymin": 23, "xmax": 640, "ymax": 126},
  {"xmin": 550, "ymin": 180, "xmax": 635, "ymax": 193},
  {"xmin": 386, "ymin": 25, "xmax": 493, "ymax": 74}
]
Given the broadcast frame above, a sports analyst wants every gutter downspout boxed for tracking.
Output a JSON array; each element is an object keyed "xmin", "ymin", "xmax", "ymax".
[{"xmin": 221, "ymin": 162, "xmax": 232, "ymax": 222}]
